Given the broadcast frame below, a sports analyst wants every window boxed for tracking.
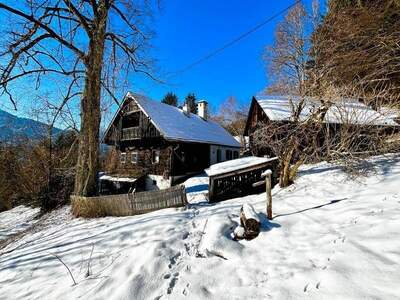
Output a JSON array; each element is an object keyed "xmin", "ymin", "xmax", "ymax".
[
  {"xmin": 120, "ymin": 152, "xmax": 126, "ymax": 164},
  {"xmin": 233, "ymin": 151, "xmax": 239, "ymax": 159},
  {"xmin": 216, "ymin": 149, "xmax": 222, "ymax": 163},
  {"xmin": 226, "ymin": 150, "xmax": 233, "ymax": 160},
  {"xmin": 152, "ymin": 150, "xmax": 160, "ymax": 164},
  {"xmin": 131, "ymin": 151, "xmax": 138, "ymax": 164}
]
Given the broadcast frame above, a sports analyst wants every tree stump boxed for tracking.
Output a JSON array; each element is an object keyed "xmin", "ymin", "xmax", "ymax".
[{"xmin": 239, "ymin": 204, "xmax": 260, "ymax": 240}]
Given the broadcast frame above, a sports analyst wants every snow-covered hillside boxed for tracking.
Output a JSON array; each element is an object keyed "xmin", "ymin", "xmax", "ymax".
[
  {"xmin": 1, "ymin": 155, "xmax": 400, "ymax": 299},
  {"xmin": 0, "ymin": 206, "xmax": 40, "ymax": 241}
]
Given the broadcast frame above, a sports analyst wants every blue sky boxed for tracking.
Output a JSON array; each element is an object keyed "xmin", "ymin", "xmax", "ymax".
[
  {"xmin": 0, "ymin": 0, "xmax": 320, "ymax": 125},
  {"xmin": 135, "ymin": 0, "xmax": 304, "ymax": 112}
]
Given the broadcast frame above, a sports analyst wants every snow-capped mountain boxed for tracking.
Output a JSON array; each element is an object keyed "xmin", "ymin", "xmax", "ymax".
[{"xmin": 0, "ymin": 109, "xmax": 62, "ymax": 142}]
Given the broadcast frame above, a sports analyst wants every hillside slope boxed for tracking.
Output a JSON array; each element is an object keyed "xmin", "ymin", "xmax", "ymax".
[
  {"xmin": 0, "ymin": 109, "xmax": 62, "ymax": 142},
  {"xmin": 0, "ymin": 155, "xmax": 400, "ymax": 299}
]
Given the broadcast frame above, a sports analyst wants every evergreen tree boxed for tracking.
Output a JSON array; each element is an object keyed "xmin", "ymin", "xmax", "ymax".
[
  {"xmin": 161, "ymin": 92, "xmax": 178, "ymax": 107},
  {"xmin": 185, "ymin": 93, "xmax": 197, "ymax": 114}
]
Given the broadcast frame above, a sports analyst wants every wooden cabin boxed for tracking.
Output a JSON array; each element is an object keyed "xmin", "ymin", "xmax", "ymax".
[
  {"xmin": 244, "ymin": 95, "xmax": 399, "ymax": 157},
  {"xmin": 102, "ymin": 92, "xmax": 241, "ymax": 193}
]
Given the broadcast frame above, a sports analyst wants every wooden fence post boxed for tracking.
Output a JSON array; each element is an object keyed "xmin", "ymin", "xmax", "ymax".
[{"xmin": 262, "ymin": 169, "xmax": 273, "ymax": 220}]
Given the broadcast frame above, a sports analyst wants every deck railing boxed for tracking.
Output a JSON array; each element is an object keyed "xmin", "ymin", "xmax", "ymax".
[{"xmin": 121, "ymin": 126, "xmax": 141, "ymax": 140}]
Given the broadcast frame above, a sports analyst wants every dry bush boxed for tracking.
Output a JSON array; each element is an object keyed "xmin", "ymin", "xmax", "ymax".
[
  {"xmin": 0, "ymin": 131, "xmax": 78, "ymax": 211},
  {"xmin": 102, "ymin": 147, "xmax": 120, "ymax": 174},
  {"xmin": 252, "ymin": 89, "xmax": 335, "ymax": 187},
  {"xmin": 71, "ymin": 196, "xmax": 106, "ymax": 218}
]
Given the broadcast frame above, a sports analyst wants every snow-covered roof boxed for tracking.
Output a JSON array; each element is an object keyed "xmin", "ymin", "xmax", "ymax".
[
  {"xmin": 254, "ymin": 95, "xmax": 398, "ymax": 126},
  {"xmin": 128, "ymin": 93, "xmax": 240, "ymax": 147},
  {"xmin": 99, "ymin": 175, "xmax": 137, "ymax": 183},
  {"xmin": 205, "ymin": 156, "xmax": 278, "ymax": 177},
  {"xmin": 378, "ymin": 107, "xmax": 400, "ymax": 122}
]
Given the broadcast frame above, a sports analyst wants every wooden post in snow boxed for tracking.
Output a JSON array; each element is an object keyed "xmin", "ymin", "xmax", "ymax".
[{"xmin": 262, "ymin": 169, "xmax": 273, "ymax": 220}]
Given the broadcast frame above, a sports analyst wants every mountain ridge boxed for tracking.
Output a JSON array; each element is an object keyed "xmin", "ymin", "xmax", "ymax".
[{"xmin": 0, "ymin": 109, "xmax": 62, "ymax": 142}]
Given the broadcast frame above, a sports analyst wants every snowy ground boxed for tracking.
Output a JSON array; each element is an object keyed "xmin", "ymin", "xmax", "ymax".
[
  {"xmin": 1, "ymin": 155, "xmax": 400, "ymax": 299},
  {"xmin": 0, "ymin": 206, "xmax": 40, "ymax": 241}
]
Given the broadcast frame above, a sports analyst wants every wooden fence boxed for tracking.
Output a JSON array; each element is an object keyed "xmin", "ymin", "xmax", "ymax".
[{"xmin": 71, "ymin": 185, "xmax": 187, "ymax": 218}]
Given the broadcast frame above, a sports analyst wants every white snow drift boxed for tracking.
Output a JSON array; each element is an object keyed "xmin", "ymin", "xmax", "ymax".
[{"xmin": 1, "ymin": 154, "xmax": 400, "ymax": 299}]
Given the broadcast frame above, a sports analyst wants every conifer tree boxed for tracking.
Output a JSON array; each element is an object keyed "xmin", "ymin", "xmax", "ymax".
[
  {"xmin": 161, "ymin": 92, "xmax": 178, "ymax": 106},
  {"xmin": 184, "ymin": 93, "xmax": 197, "ymax": 114}
]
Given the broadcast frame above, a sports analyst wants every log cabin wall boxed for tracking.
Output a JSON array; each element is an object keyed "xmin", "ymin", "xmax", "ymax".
[{"xmin": 113, "ymin": 145, "xmax": 173, "ymax": 179}]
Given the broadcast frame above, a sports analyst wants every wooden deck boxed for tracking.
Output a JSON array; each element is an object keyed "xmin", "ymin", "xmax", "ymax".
[{"xmin": 208, "ymin": 158, "xmax": 279, "ymax": 202}]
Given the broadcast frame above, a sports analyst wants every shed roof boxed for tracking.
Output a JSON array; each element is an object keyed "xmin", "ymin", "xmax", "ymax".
[
  {"xmin": 254, "ymin": 95, "xmax": 398, "ymax": 126},
  {"xmin": 205, "ymin": 156, "xmax": 278, "ymax": 177},
  {"xmin": 104, "ymin": 92, "xmax": 241, "ymax": 148}
]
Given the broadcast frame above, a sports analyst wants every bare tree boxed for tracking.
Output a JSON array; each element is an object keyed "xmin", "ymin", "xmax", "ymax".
[
  {"xmin": 0, "ymin": 0, "xmax": 156, "ymax": 196},
  {"xmin": 255, "ymin": 1, "xmax": 397, "ymax": 186},
  {"xmin": 213, "ymin": 96, "xmax": 248, "ymax": 140},
  {"xmin": 258, "ymin": 2, "xmax": 332, "ymax": 187},
  {"xmin": 264, "ymin": 2, "xmax": 311, "ymax": 96},
  {"xmin": 312, "ymin": 0, "xmax": 400, "ymax": 105}
]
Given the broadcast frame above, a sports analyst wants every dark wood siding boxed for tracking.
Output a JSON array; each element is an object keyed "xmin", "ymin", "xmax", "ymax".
[
  {"xmin": 104, "ymin": 98, "xmax": 161, "ymax": 146},
  {"xmin": 114, "ymin": 145, "xmax": 173, "ymax": 178}
]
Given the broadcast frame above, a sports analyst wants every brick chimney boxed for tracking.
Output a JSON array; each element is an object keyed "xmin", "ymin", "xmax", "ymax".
[{"xmin": 197, "ymin": 100, "xmax": 208, "ymax": 120}]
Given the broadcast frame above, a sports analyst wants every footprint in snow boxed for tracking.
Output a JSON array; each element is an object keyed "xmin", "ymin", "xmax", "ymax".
[
  {"xmin": 333, "ymin": 235, "xmax": 346, "ymax": 244},
  {"xmin": 167, "ymin": 272, "xmax": 179, "ymax": 294},
  {"xmin": 182, "ymin": 283, "xmax": 190, "ymax": 296},
  {"xmin": 168, "ymin": 252, "xmax": 181, "ymax": 269},
  {"xmin": 182, "ymin": 231, "xmax": 189, "ymax": 240}
]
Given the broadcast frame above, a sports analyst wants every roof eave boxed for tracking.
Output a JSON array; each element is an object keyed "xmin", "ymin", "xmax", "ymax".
[{"xmin": 163, "ymin": 136, "xmax": 241, "ymax": 148}]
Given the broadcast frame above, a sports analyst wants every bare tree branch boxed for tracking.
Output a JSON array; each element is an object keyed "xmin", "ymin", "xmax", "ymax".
[{"xmin": 0, "ymin": 3, "xmax": 86, "ymax": 60}]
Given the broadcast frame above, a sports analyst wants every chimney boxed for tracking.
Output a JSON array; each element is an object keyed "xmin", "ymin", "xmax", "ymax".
[
  {"xmin": 197, "ymin": 100, "xmax": 208, "ymax": 120},
  {"xmin": 182, "ymin": 103, "xmax": 190, "ymax": 117}
]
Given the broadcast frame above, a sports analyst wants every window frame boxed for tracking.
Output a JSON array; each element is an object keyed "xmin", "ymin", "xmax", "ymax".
[
  {"xmin": 216, "ymin": 149, "xmax": 222, "ymax": 163},
  {"xmin": 120, "ymin": 152, "xmax": 127, "ymax": 164},
  {"xmin": 131, "ymin": 151, "xmax": 138, "ymax": 164},
  {"xmin": 226, "ymin": 149, "xmax": 232, "ymax": 160},
  {"xmin": 152, "ymin": 149, "xmax": 160, "ymax": 164}
]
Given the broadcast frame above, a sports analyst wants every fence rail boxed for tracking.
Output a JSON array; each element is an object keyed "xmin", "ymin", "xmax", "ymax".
[
  {"xmin": 208, "ymin": 159, "xmax": 279, "ymax": 202},
  {"xmin": 71, "ymin": 185, "xmax": 187, "ymax": 217}
]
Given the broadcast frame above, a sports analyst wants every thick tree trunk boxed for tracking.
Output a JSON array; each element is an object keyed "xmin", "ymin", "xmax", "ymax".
[
  {"xmin": 74, "ymin": 6, "xmax": 108, "ymax": 197},
  {"xmin": 280, "ymin": 159, "xmax": 291, "ymax": 188},
  {"xmin": 280, "ymin": 143, "xmax": 295, "ymax": 188}
]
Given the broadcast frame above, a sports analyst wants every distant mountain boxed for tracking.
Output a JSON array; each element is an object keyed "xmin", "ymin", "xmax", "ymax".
[{"xmin": 0, "ymin": 109, "xmax": 62, "ymax": 142}]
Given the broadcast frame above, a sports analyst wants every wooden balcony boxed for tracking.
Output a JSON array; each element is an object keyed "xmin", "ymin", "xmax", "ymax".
[{"xmin": 121, "ymin": 127, "xmax": 141, "ymax": 140}]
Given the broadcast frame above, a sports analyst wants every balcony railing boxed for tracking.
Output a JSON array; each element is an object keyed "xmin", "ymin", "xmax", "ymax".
[{"xmin": 121, "ymin": 127, "xmax": 141, "ymax": 140}]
